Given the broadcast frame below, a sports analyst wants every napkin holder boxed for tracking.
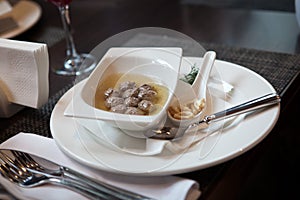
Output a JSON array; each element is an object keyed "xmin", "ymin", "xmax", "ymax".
[{"xmin": 0, "ymin": 38, "xmax": 49, "ymax": 118}]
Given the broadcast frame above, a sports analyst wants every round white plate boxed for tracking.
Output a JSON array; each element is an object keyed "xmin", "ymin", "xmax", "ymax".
[
  {"xmin": 0, "ymin": 0, "xmax": 41, "ymax": 38},
  {"xmin": 50, "ymin": 57, "xmax": 280, "ymax": 176}
]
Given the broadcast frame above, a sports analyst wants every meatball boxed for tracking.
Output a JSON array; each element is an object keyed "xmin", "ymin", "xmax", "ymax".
[
  {"xmin": 102, "ymin": 81, "xmax": 159, "ymax": 116},
  {"xmin": 138, "ymin": 100, "xmax": 154, "ymax": 112},
  {"xmin": 110, "ymin": 104, "xmax": 127, "ymax": 113},
  {"xmin": 104, "ymin": 88, "xmax": 120, "ymax": 99},
  {"xmin": 124, "ymin": 97, "xmax": 140, "ymax": 107},
  {"xmin": 138, "ymin": 89, "xmax": 157, "ymax": 101},
  {"xmin": 125, "ymin": 107, "xmax": 144, "ymax": 115},
  {"xmin": 122, "ymin": 88, "xmax": 139, "ymax": 98},
  {"xmin": 105, "ymin": 97, "xmax": 124, "ymax": 108},
  {"xmin": 138, "ymin": 84, "xmax": 153, "ymax": 92},
  {"xmin": 119, "ymin": 81, "xmax": 137, "ymax": 92}
]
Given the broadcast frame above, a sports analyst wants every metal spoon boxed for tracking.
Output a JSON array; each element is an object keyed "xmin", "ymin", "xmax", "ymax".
[{"xmin": 145, "ymin": 93, "xmax": 280, "ymax": 140}]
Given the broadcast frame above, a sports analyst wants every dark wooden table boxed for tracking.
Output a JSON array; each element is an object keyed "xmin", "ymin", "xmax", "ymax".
[{"xmin": 6, "ymin": 0, "xmax": 300, "ymax": 199}]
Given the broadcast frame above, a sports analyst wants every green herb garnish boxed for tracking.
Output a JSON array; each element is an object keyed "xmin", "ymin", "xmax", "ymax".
[{"xmin": 180, "ymin": 63, "xmax": 199, "ymax": 85}]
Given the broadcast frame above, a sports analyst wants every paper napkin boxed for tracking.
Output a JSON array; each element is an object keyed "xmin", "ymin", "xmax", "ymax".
[
  {"xmin": 0, "ymin": 133, "xmax": 201, "ymax": 200},
  {"xmin": 0, "ymin": 83, "xmax": 23, "ymax": 117},
  {"xmin": 0, "ymin": 0, "xmax": 11, "ymax": 16},
  {"xmin": 0, "ymin": 38, "xmax": 49, "ymax": 110}
]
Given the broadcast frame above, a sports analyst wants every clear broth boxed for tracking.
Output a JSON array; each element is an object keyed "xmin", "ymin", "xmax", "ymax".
[{"xmin": 94, "ymin": 73, "xmax": 169, "ymax": 115}]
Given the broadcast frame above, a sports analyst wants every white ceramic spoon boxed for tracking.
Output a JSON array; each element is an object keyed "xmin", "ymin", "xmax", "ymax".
[{"xmin": 168, "ymin": 51, "xmax": 216, "ymax": 126}]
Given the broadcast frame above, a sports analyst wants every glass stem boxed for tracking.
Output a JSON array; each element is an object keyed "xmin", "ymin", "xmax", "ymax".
[{"xmin": 58, "ymin": 5, "xmax": 79, "ymax": 59}]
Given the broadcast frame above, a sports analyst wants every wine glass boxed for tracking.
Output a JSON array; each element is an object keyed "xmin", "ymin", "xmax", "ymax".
[{"xmin": 48, "ymin": 0, "xmax": 96, "ymax": 75}]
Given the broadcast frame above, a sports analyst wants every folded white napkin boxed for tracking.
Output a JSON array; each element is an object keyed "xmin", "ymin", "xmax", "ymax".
[
  {"xmin": 0, "ymin": 133, "xmax": 201, "ymax": 200},
  {"xmin": 0, "ymin": 39, "xmax": 49, "ymax": 117},
  {"xmin": 0, "ymin": 0, "xmax": 11, "ymax": 16},
  {"xmin": 0, "ymin": 84, "xmax": 23, "ymax": 118}
]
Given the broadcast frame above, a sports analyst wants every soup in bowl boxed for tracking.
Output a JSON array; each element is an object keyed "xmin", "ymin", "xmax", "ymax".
[{"xmin": 65, "ymin": 47, "xmax": 182, "ymax": 137}]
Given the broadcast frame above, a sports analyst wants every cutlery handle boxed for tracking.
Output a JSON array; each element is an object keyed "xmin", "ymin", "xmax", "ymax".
[
  {"xmin": 55, "ymin": 177, "xmax": 115, "ymax": 199},
  {"xmin": 202, "ymin": 93, "xmax": 280, "ymax": 124},
  {"xmin": 61, "ymin": 167, "xmax": 155, "ymax": 200}
]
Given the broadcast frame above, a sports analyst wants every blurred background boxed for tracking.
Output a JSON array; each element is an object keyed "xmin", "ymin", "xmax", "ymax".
[{"xmin": 181, "ymin": 0, "xmax": 295, "ymax": 11}]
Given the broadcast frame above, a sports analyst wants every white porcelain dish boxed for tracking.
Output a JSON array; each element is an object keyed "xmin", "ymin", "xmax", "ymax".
[
  {"xmin": 51, "ymin": 57, "xmax": 280, "ymax": 176},
  {"xmin": 65, "ymin": 47, "xmax": 182, "ymax": 136},
  {"xmin": 0, "ymin": 0, "xmax": 41, "ymax": 38}
]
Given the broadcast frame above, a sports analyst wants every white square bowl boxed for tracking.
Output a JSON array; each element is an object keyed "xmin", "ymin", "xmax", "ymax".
[{"xmin": 65, "ymin": 47, "xmax": 182, "ymax": 136}]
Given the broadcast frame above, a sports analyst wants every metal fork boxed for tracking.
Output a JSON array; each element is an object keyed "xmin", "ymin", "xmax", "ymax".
[
  {"xmin": 0, "ymin": 150, "xmax": 114, "ymax": 199},
  {"xmin": 0, "ymin": 149, "xmax": 155, "ymax": 200}
]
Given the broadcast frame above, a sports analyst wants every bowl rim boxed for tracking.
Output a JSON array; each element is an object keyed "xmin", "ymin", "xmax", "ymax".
[{"xmin": 68, "ymin": 47, "xmax": 183, "ymax": 125}]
